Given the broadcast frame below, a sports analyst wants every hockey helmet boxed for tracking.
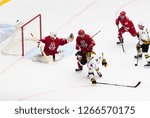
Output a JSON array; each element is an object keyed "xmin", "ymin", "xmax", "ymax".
[
  {"xmin": 138, "ymin": 22, "xmax": 144, "ymax": 28},
  {"xmin": 86, "ymin": 51, "xmax": 96, "ymax": 58},
  {"xmin": 120, "ymin": 11, "xmax": 126, "ymax": 16},
  {"xmin": 78, "ymin": 29, "xmax": 85, "ymax": 35},
  {"xmin": 119, "ymin": 11, "xmax": 126, "ymax": 19},
  {"xmin": 50, "ymin": 32, "xmax": 57, "ymax": 39}
]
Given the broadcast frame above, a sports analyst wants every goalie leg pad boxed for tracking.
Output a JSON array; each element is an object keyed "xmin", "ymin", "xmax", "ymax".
[
  {"xmin": 32, "ymin": 54, "xmax": 53, "ymax": 63},
  {"xmin": 32, "ymin": 54, "xmax": 42, "ymax": 62},
  {"xmin": 54, "ymin": 50, "xmax": 64, "ymax": 61}
]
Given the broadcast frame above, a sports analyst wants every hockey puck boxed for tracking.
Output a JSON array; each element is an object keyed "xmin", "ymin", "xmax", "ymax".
[{"xmin": 135, "ymin": 64, "xmax": 137, "ymax": 66}]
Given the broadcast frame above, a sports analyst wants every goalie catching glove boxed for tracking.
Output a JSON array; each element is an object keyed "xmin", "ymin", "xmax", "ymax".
[
  {"xmin": 67, "ymin": 33, "xmax": 74, "ymax": 42},
  {"xmin": 102, "ymin": 59, "xmax": 108, "ymax": 67}
]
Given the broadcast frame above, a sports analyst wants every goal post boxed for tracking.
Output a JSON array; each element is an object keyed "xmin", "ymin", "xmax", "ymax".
[{"xmin": 1, "ymin": 14, "xmax": 42, "ymax": 56}]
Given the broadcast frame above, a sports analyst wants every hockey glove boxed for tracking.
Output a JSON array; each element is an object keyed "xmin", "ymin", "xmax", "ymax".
[
  {"xmin": 67, "ymin": 33, "xmax": 74, "ymax": 42},
  {"xmin": 76, "ymin": 45, "xmax": 81, "ymax": 51},
  {"xmin": 75, "ymin": 51, "xmax": 82, "ymax": 56},
  {"xmin": 77, "ymin": 55, "xmax": 82, "ymax": 61},
  {"xmin": 102, "ymin": 59, "xmax": 108, "ymax": 67}
]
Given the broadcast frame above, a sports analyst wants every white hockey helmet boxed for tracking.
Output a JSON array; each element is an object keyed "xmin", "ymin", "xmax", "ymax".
[
  {"xmin": 50, "ymin": 32, "xmax": 57, "ymax": 39},
  {"xmin": 138, "ymin": 22, "xmax": 144, "ymax": 28}
]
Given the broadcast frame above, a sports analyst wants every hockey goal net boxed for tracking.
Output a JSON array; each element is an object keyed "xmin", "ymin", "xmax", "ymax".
[{"xmin": 1, "ymin": 14, "xmax": 42, "ymax": 56}]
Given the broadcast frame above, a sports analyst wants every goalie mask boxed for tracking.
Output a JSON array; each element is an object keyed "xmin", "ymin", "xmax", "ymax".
[{"xmin": 50, "ymin": 32, "xmax": 57, "ymax": 39}]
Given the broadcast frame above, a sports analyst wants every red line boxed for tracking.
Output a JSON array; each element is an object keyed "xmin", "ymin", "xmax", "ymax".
[{"xmin": 0, "ymin": 56, "xmax": 23, "ymax": 74}]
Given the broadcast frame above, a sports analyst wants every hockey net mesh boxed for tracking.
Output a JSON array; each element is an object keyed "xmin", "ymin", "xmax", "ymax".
[{"xmin": 1, "ymin": 14, "xmax": 42, "ymax": 56}]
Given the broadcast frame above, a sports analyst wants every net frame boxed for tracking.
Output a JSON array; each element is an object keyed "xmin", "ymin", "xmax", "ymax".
[
  {"xmin": 1, "ymin": 14, "xmax": 42, "ymax": 56},
  {"xmin": 21, "ymin": 14, "xmax": 42, "ymax": 56}
]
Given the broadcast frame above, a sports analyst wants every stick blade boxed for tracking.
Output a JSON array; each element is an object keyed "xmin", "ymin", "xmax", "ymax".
[
  {"xmin": 126, "ymin": 81, "xmax": 141, "ymax": 88},
  {"xmin": 134, "ymin": 81, "xmax": 141, "ymax": 88}
]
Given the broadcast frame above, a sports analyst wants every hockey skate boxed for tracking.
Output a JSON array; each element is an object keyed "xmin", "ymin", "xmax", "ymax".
[
  {"xmin": 91, "ymin": 78, "xmax": 97, "ymax": 84},
  {"xmin": 144, "ymin": 61, "xmax": 150, "ymax": 67},
  {"xmin": 75, "ymin": 62, "xmax": 83, "ymax": 71},
  {"xmin": 134, "ymin": 54, "xmax": 142, "ymax": 59},
  {"xmin": 75, "ymin": 68, "xmax": 83, "ymax": 71},
  {"xmin": 116, "ymin": 39, "xmax": 124, "ymax": 44}
]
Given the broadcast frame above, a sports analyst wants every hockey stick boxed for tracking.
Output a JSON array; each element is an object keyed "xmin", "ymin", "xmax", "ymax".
[
  {"xmin": 117, "ymin": 26, "xmax": 125, "ymax": 52},
  {"xmin": 121, "ymin": 42, "xmax": 125, "ymax": 52},
  {"xmin": 91, "ymin": 28, "xmax": 103, "ymax": 38},
  {"xmin": 135, "ymin": 50, "xmax": 139, "ymax": 66},
  {"xmin": 30, "ymin": 33, "xmax": 50, "ymax": 64},
  {"xmin": 96, "ymin": 81, "xmax": 141, "ymax": 88}
]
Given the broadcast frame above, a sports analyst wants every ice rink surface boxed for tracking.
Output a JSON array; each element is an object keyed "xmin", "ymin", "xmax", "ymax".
[{"xmin": 0, "ymin": 0, "xmax": 150, "ymax": 101}]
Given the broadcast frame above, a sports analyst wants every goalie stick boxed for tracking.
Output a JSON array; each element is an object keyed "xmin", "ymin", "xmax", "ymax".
[
  {"xmin": 30, "ymin": 33, "xmax": 51, "ymax": 64},
  {"xmin": 96, "ymin": 81, "xmax": 141, "ymax": 88}
]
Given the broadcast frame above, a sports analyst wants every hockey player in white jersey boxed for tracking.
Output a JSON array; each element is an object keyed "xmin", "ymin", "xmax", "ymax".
[
  {"xmin": 134, "ymin": 22, "xmax": 150, "ymax": 67},
  {"xmin": 86, "ymin": 51, "xmax": 107, "ymax": 84}
]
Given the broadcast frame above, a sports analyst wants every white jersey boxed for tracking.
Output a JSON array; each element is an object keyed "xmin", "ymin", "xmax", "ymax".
[
  {"xmin": 87, "ymin": 55, "xmax": 101, "ymax": 73},
  {"xmin": 138, "ymin": 27, "xmax": 149, "ymax": 45}
]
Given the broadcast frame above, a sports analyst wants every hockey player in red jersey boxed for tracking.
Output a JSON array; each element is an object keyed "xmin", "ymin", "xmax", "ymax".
[
  {"xmin": 32, "ymin": 32, "xmax": 74, "ymax": 63},
  {"xmin": 75, "ymin": 29, "xmax": 95, "ymax": 71},
  {"xmin": 116, "ymin": 11, "xmax": 137, "ymax": 44}
]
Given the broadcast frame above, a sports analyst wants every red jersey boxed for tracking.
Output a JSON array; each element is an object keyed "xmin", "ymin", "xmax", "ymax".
[
  {"xmin": 76, "ymin": 34, "xmax": 95, "ymax": 53},
  {"xmin": 116, "ymin": 16, "xmax": 135, "ymax": 31},
  {"xmin": 40, "ymin": 36, "xmax": 67, "ymax": 56}
]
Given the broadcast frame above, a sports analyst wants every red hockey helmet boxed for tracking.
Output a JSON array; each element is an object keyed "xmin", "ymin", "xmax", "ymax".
[
  {"xmin": 120, "ymin": 11, "xmax": 126, "ymax": 17},
  {"xmin": 119, "ymin": 11, "xmax": 126, "ymax": 20},
  {"xmin": 78, "ymin": 29, "xmax": 85, "ymax": 35}
]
